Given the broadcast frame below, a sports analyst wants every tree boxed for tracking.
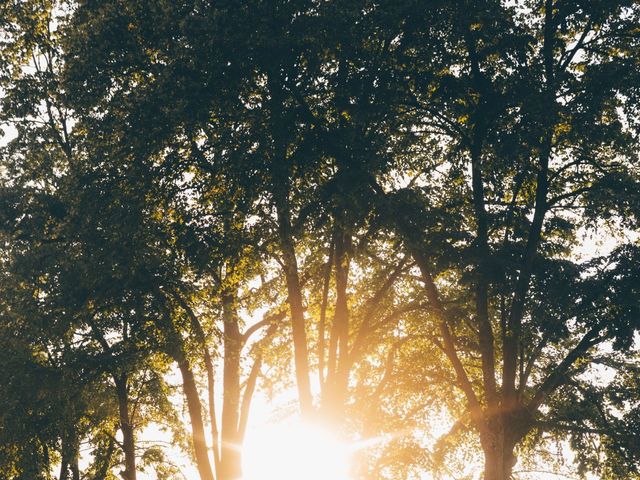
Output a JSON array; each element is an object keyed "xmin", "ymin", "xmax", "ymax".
[{"xmin": 377, "ymin": 1, "xmax": 640, "ymax": 478}]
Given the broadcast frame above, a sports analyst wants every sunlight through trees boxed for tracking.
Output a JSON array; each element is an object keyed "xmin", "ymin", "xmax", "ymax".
[{"xmin": 1, "ymin": 1, "xmax": 639, "ymax": 480}]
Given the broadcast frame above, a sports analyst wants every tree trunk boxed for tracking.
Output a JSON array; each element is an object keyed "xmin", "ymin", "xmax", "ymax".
[
  {"xmin": 238, "ymin": 355, "xmax": 262, "ymax": 444},
  {"xmin": 158, "ymin": 300, "xmax": 216, "ymax": 480},
  {"xmin": 268, "ymin": 71, "xmax": 314, "ymax": 417},
  {"xmin": 277, "ymin": 204, "xmax": 314, "ymax": 417},
  {"xmin": 59, "ymin": 426, "xmax": 80, "ymax": 480},
  {"xmin": 114, "ymin": 373, "xmax": 137, "ymax": 480},
  {"xmin": 178, "ymin": 360, "xmax": 216, "ymax": 480},
  {"xmin": 219, "ymin": 291, "xmax": 243, "ymax": 480},
  {"xmin": 479, "ymin": 411, "xmax": 531, "ymax": 480},
  {"xmin": 482, "ymin": 453, "xmax": 510, "ymax": 480},
  {"xmin": 58, "ymin": 458, "xmax": 69, "ymax": 480},
  {"xmin": 70, "ymin": 453, "xmax": 80, "ymax": 480},
  {"xmin": 169, "ymin": 288, "xmax": 222, "ymax": 478},
  {"xmin": 205, "ymin": 350, "xmax": 222, "ymax": 478},
  {"xmin": 323, "ymin": 228, "xmax": 351, "ymax": 423},
  {"xmin": 58, "ymin": 438, "xmax": 70, "ymax": 480},
  {"xmin": 480, "ymin": 429, "xmax": 516, "ymax": 480}
]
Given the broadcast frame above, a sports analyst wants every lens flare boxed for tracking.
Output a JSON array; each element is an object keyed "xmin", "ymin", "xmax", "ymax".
[{"xmin": 242, "ymin": 421, "xmax": 351, "ymax": 480}]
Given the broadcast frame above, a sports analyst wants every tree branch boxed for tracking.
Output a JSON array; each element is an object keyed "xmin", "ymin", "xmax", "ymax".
[{"xmin": 528, "ymin": 324, "xmax": 605, "ymax": 412}]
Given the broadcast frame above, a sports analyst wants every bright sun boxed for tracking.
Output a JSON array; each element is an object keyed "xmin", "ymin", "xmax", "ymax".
[{"xmin": 242, "ymin": 421, "xmax": 351, "ymax": 480}]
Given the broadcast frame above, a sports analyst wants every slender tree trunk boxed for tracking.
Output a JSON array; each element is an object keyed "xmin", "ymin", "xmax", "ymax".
[
  {"xmin": 70, "ymin": 453, "xmax": 80, "ymax": 480},
  {"xmin": 268, "ymin": 71, "xmax": 314, "ymax": 417},
  {"xmin": 114, "ymin": 373, "xmax": 137, "ymax": 480},
  {"xmin": 205, "ymin": 350, "xmax": 222, "ymax": 478},
  {"xmin": 219, "ymin": 291, "xmax": 243, "ymax": 480},
  {"xmin": 58, "ymin": 436, "xmax": 70, "ymax": 480},
  {"xmin": 275, "ymin": 196, "xmax": 314, "ymax": 417},
  {"xmin": 318, "ymin": 239, "xmax": 334, "ymax": 393},
  {"xmin": 157, "ymin": 300, "xmax": 216, "ymax": 480},
  {"xmin": 177, "ymin": 360, "xmax": 216, "ymax": 480},
  {"xmin": 323, "ymin": 227, "xmax": 351, "ymax": 422},
  {"xmin": 59, "ymin": 423, "xmax": 80, "ymax": 480},
  {"xmin": 168, "ymin": 288, "xmax": 222, "ymax": 478},
  {"xmin": 58, "ymin": 456, "xmax": 69, "ymax": 480},
  {"xmin": 238, "ymin": 355, "xmax": 262, "ymax": 444}
]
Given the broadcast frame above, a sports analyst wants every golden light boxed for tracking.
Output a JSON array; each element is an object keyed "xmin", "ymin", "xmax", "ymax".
[{"xmin": 242, "ymin": 421, "xmax": 352, "ymax": 480}]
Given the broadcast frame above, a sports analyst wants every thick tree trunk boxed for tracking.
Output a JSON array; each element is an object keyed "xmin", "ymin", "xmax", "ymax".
[
  {"xmin": 219, "ymin": 292, "xmax": 243, "ymax": 480},
  {"xmin": 480, "ymin": 429, "xmax": 517, "ymax": 480},
  {"xmin": 114, "ymin": 373, "xmax": 137, "ymax": 480},
  {"xmin": 479, "ymin": 409, "xmax": 532, "ymax": 480},
  {"xmin": 482, "ymin": 450, "xmax": 515, "ymax": 480}
]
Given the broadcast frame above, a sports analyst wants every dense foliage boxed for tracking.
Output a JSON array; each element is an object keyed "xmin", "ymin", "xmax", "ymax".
[{"xmin": 1, "ymin": 1, "xmax": 639, "ymax": 480}]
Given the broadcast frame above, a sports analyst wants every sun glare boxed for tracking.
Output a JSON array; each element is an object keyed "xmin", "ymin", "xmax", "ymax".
[{"xmin": 242, "ymin": 421, "xmax": 351, "ymax": 480}]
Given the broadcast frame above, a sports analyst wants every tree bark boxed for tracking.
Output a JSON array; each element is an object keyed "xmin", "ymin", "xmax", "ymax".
[
  {"xmin": 482, "ymin": 446, "xmax": 516, "ymax": 480},
  {"xmin": 323, "ymin": 227, "xmax": 351, "ymax": 422},
  {"xmin": 238, "ymin": 355, "xmax": 263, "ymax": 444},
  {"xmin": 318, "ymin": 239, "xmax": 334, "ymax": 393},
  {"xmin": 219, "ymin": 291, "xmax": 243, "ymax": 480},
  {"xmin": 206, "ymin": 350, "xmax": 222, "ymax": 479},
  {"xmin": 70, "ymin": 453, "xmax": 80, "ymax": 480},
  {"xmin": 168, "ymin": 288, "xmax": 222, "ymax": 477},
  {"xmin": 480, "ymin": 422, "xmax": 518, "ymax": 480},
  {"xmin": 114, "ymin": 373, "xmax": 136, "ymax": 480},
  {"xmin": 157, "ymin": 299, "xmax": 216, "ymax": 480},
  {"xmin": 178, "ymin": 360, "xmax": 216, "ymax": 480},
  {"xmin": 274, "ymin": 190, "xmax": 314, "ymax": 417},
  {"xmin": 58, "ymin": 434, "xmax": 71, "ymax": 480},
  {"xmin": 479, "ymin": 404, "xmax": 534, "ymax": 480}
]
